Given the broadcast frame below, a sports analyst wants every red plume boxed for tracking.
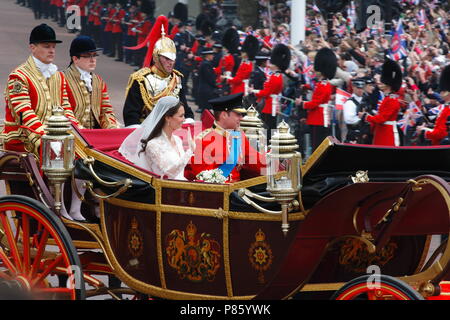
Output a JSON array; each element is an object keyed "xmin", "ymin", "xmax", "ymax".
[{"xmin": 124, "ymin": 15, "xmax": 169, "ymax": 68}]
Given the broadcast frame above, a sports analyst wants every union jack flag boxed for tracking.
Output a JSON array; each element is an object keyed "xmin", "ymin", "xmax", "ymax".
[
  {"xmin": 429, "ymin": 104, "xmax": 445, "ymax": 115},
  {"xmin": 398, "ymin": 102, "xmax": 423, "ymax": 134},
  {"xmin": 417, "ymin": 9, "xmax": 427, "ymax": 29},
  {"xmin": 388, "ymin": 19, "xmax": 408, "ymax": 61},
  {"xmin": 302, "ymin": 58, "xmax": 315, "ymax": 89}
]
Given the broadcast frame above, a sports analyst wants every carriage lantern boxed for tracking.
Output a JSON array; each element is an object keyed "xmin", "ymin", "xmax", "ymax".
[
  {"xmin": 239, "ymin": 106, "xmax": 267, "ymax": 153},
  {"xmin": 266, "ymin": 120, "xmax": 302, "ymax": 235},
  {"xmin": 41, "ymin": 106, "xmax": 75, "ymax": 214}
]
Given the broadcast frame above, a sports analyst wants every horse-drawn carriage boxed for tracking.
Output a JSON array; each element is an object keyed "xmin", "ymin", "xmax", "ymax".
[{"xmin": 1, "ymin": 109, "xmax": 450, "ymax": 300}]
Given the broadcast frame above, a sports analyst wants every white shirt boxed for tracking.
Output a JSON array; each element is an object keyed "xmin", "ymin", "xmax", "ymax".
[
  {"xmin": 134, "ymin": 130, "xmax": 192, "ymax": 180},
  {"xmin": 32, "ymin": 56, "xmax": 58, "ymax": 79},
  {"xmin": 76, "ymin": 65, "xmax": 92, "ymax": 92},
  {"xmin": 343, "ymin": 94, "xmax": 363, "ymax": 125}
]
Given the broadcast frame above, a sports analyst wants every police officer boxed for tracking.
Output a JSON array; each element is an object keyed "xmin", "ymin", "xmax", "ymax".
[
  {"xmin": 343, "ymin": 78, "xmax": 365, "ymax": 143},
  {"xmin": 197, "ymin": 48, "xmax": 218, "ymax": 113}
]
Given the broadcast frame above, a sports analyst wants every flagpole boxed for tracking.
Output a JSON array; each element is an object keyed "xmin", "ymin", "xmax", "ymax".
[{"xmin": 290, "ymin": 0, "xmax": 306, "ymax": 46}]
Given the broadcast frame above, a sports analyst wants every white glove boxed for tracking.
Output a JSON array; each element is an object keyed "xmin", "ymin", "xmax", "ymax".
[{"xmin": 183, "ymin": 118, "xmax": 195, "ymax": 124}]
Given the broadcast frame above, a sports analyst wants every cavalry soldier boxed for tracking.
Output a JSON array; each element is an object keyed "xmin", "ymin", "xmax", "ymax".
[
  {"xmin": 416, "ymin": 65, "xmax": 450, "ymax": 145},
  {"xmin": 359, "ymin": 59, "xmax": 403, "ymax": 146},
  {"xmin": 1, "ymin": 24, "xmax": 79, "ymax": 157},
  {"xmin": 123, "ymin": 15, "xmax": 193, "ymax": 127},
  {"xmin": 186, "ymin": 93, "xmax": 266, "ymax": 183},
  {"xmin": 64, "ymin": 35, "xmax": 119, "ymax": 129},
  {"xmin": 295, "ymin": 47, "xmax": 337, "ymax": 152}
]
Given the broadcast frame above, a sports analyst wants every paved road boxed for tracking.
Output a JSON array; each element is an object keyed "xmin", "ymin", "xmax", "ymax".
[{"xmin": 0, "ymin": 0, "xmax": 199, "ymax": 125}]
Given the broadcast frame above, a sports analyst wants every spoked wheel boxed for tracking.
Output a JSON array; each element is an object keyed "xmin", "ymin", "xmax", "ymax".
[
  {"xmin": 332, "ymin": 275, "xmax": 424, "ymax": 300},
  {"xmin": 0, "ymin": 195, "xmax": 85, "ymax": 300}
]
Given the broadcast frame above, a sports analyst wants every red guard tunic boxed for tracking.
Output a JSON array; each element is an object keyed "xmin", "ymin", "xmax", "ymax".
[
  {"xmin": 186, "ymin": 123, "xmax": 266, "ymax": 182},
  {"xmin": 227, "ymin": 60, "xmax": 253, "ymax": 94},
  {"xmin": 366, "ymin": 94, "xmax": 401, "ymax": 146},
  {"xmin": 255, "ymin": 71, "xmax": 283, "ymax": 115},
  {"xmin": 112, "ymin": 8, "xmax": 125, "ymax": 34},
  {"xmin": 1, "ymin": 56, "xmax": 79, "ymax": 155},
  {"xmin": 303, "ymin": 80, "xmax": 333, "ymax": 126},
  {"xmin": 214, "ymin": 53, "xmax": 235, "ymax": 82},
  {"xmin": 424, "ymin": 105, "xmax": 450, "ymax": 145}
]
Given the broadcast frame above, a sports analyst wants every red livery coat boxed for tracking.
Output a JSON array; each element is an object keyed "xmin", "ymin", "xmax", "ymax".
[
  {"xmin": 366, "ymin": 95, "xmax": 401, "ymax": 146},
  {"xmin": 185, "ymin": 124, "xmax": 266, "ymax": 182},
  {"xmin": 303, "ymin": 80, "xmax": 333, "ymax": 126},
  {"xmin": 1, "ymin": 56, "xmax": 79, "ymax": 155}
]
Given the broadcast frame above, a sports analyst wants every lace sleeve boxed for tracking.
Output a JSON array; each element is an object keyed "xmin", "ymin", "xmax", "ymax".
[{"xmin": 145, "ymin": 136, "xmax": 193, "ymax": 178}]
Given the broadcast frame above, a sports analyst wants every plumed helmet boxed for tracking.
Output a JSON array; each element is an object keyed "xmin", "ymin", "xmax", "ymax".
[
  {"xmin": 314, "ymin": 48, "xmax": 337, "ymax": 80},
  {"xmin": 151, "ymin": 15, "xmax": 176, "ymax": 62},
  {"xmin": 222, "ymin": 28, "xmax": 240, "ymax": 54},
  {"xmin": 270, "ymin": 44, "xmax": 291, "ymax": 71},
  {"xmin": 173, "ymin": 2, "xmax": 188, "ymax": 22},
  {"xmin": 381, "ymin": 59, "xmax": 403, "ymax": 92},
  {"xmin": 241, "ymin": 35, "xmax": 259, "ymax": 60},
  {"xmin": 439, "ymin": 65, "xmax": 450, "ymax": 93}
]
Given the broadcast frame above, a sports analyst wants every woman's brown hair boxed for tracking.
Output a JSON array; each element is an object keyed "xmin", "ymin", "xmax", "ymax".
[{"xmin": 138, "ymin": 102, "xmax": 183, "ymax": 155}]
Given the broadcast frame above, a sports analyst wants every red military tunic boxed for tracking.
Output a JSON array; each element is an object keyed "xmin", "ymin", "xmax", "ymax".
[
  {"xmin": 1, "ymin": 56, "xmax": 79, "ymax": 155},
  {"xmin": 214, "ymin": 53, "xmax": 235, "ymax": 81},
  {"xmin": 366, "ymin": 94, "xmax": 401, "ymax": 146},
  {"xmin": 424, "ymin": 105, "xmax": 450, "ymax": 145},
  {"xmin": 112, "ymin": 8, "xmax": 125, "ymax": 34},
  {"xmin": 255, "ymin": 71, "xmax": 283, "ymax": 115},
  {"xmin": 228, "ymin": 60, "xmax": 253, "ymax": 94},
  {"xmin": 303, "ymin": 80, "xmax": 333, "ymax": 126},
  {"xmin": 186, "ymin": 123, "xmax": 266, "ymax": 182}
]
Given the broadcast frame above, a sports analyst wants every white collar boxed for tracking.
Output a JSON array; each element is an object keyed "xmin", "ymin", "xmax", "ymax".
[
  {"xmin": 76, "ymin": 65, "xmax": 92, "ymax": 92},
  {"xmin": 32, "ymin": 55, "xmax": 58, "ymax": 79}
]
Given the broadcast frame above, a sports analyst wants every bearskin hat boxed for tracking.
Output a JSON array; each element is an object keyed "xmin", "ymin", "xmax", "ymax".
[
  {"xmin": 439, "ymin": 65, "xmax": 450, "ymax": 92},
  {"xmin": 200, "ymin": 19, "xmax": 215, "ymax": 37},
  {"xmin": 173, "ymin": 3, "xmax": 188, "ymax": 22},
  {"xmin": 140, "ymin": 0, "xmax": 153, "ymax": 15},
  {"xmin": 270, "ymin": 44, "xmax": 291, "ymax": 71},
  {"xmin": 241, "ymin": 35, "xmax": 259, "ymax": 60},
  {"xmin": 381, "ymin": 59, "xmax": 403, "ymax": 92},
  {"xmin": 314, "ymin": 48, "xmax": 337, "ymax": 80},
  {"xmin": 195, "ymin": 13, "xmax": 207, "ymax": 31},
  {"xmin": 222, "ymin": 28, "xmax": 240, "ymax": 54}
]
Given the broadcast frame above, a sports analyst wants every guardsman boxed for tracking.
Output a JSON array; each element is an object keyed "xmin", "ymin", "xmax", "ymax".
[
  {"xmin": 186, "ymin": 93, "xmax": 266, "ymax": 182},
  {"xmin": 359, "ymin": 59, "xmax": 403, "ymax": 146},
  {"xmin": 214, "ymin": 28, "xmax": 240, "ymax": 96},
  {"xmin": 416, "ymin": 65, "xmax": 450, "ymax": 145},
  {"xmin": 110, "ymin": 0, "xmax": 126, "ymax": 61},
  {"xmin": 295, "ymin": 47, "xmax": 337, "ymax": 152},
  {"xmin": 1, "ymin": 24, "xmax": 79, "ymax": 157},
  {"xmin": 249, "ymin": 44, "xmax": 289, "ymax": 134},
  {"xmin": 123, "ymin": 15, "xmax": 194, "ymax": 127},
  {"xmin": 224, "ymin": 35, "xmax": 259, "ymax": 95}
]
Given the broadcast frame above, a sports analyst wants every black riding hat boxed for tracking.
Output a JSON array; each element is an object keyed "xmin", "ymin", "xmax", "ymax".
[
  {"xmin": 69, "ymin": 36, "xmax": 102, "ymax": 57},
  {"xmin": 29, "ymin": 24, "xmax": 62, "ymax": 44}
]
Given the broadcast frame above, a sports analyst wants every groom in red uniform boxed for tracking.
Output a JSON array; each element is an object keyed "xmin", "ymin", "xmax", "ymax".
[{"xmin": 186, "ymin": 93, "xmax": 266, "ymax": 182}]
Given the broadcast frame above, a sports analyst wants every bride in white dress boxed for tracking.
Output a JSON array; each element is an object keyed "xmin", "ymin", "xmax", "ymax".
[{"xmin": 119, "ymin": 96, "xmax": 195, "ymax": 180}]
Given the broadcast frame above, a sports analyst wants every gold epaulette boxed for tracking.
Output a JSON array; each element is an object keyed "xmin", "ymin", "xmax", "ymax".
[
  {"xmin": 125, "ymin": 67, "xmax": 152, "ymax": 97},
  {"xmin": 173, "ymin": 69, "xmax": 184, "ymax": 78},
  {"xmin": 195, "ymin": 128, "xmax": 213, "ymax": 140}
]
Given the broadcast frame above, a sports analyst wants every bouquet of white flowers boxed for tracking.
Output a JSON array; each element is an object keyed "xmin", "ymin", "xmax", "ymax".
[{"xmin": 196, "ymin": 168, "xmax": 227, "ymax": 184}]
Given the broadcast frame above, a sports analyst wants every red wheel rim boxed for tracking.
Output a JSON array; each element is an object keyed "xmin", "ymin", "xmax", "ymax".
[
  {"xmin": 335, "ymin": 282, "xmax": 412, "ymax": 300},
  {"xmin": 0, "ymin": 202, "xmax": 78, "ymax": 300}
]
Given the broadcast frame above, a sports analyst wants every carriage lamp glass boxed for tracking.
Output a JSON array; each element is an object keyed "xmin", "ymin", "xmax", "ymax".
[
  {"xmin": 41, "ymin": 106, "xmax": 75, "ymax": 213},
  {"xmin": 266, "ymin": 121, "xmax": 301, "ymax": 197},
  {"xmin": 239, "ymin": 106, "xmax": 267, "ymax": 153}
]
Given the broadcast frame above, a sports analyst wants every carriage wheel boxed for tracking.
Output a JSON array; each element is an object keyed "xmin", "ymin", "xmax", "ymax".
[
  {"xmin": 0, "ymin": 195, "xmax": 85, "ymax": 300},
  {"xmin": 332, "ymin": 275, "xmax": 424, "ymax": 300}
]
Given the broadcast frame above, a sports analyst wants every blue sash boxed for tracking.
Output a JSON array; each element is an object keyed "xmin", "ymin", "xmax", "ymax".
[{"xmin": 218, "ymin": 131, "xmax": 242, "ymax": 178}]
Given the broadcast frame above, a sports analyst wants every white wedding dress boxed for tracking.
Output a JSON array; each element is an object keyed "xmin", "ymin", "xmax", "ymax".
[{"xmin": 133, "ymin": 130, "xmax": 192, "ymax": 180}]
